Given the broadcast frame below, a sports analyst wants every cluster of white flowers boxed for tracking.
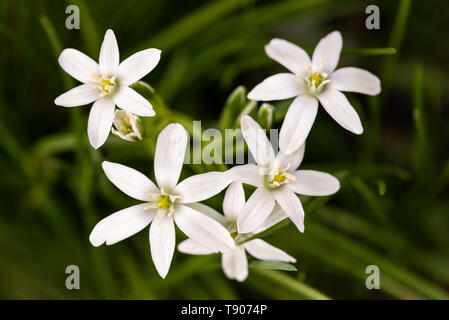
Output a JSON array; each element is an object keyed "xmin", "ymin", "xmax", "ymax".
[{"xmin": 56, "ymin": 30, "xmax": 380, "ymax": 280}]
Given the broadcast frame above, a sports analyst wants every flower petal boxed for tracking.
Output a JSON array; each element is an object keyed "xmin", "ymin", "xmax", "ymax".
[
  {"xmin": 149, "ymin": 212, "xmax": 175, "ymax": 278},
  {"xmin": 331, "ymin": 67, "xmax": 381, "ymax": 96},
  {"xmin": 252, "ymin": 204, "xmax": 288, "ymax": 234},
  {"xmin": 227, "ymin": 164, "xmax": 264, "ymax": 188},
  {"xmin": 265, "ymin": 38, "xmax": 311, "ymax": 75},
  {"xmin": 54, "ymin": 83, "xmax": 99, "ymax": 107},
  {"xmin": 58, "ymin": 48, "xmax": 100, "ymax": 83},
  {"xmin": 99, "ymin": 29, "xmax": 119, "ymax": 76},
  {"xmin": 222, "ymin": 248, "xmax": 248, "ymax": 282},
  {"xmin": 279, "ymin": 95, "xmax": 318, "ymax": 154},
  {"xmin": 318, "ymin": 88, "xmax": 363, "ymax": 134},
  {"xmin": 177, "ymin": 239, "xmax": 215, "ymax": 255},
  {"xmin": 240, "ymin": 115, "xmax": 275, "ymax": 167},
  {"xmin": 276, "ymin": 144, "xmax": 305, "ymax": 172},
  {"xmin": 184, "ymin": 202, "xmax": 227, "ymax": 225},
  {"xmin": 223, "ymin": 181, "xmax": 245, "ymax": 220},
  {"xmin": 154, "ymin": 123, "xmax": 188, "ymax": 190},
  {"xmin": 174, "ymin": 204, "xmax": 235, "ymax": 253},
  {"xmin": 87, "ymin": 97, "xmax": 115, "ymax": 149},
  {"xmin": 237, "ymin": 187, "xmax": 275, "ymax": 234},
  {"xmin": 247, "ymin": 73, "xmax": 306, "ymax": 101},
  {"xmin": 244, "ymin": 239, "xmax": 296, "ymax": 263},
  {"xmin": 89, "ymin": 203, "xmax": 155, "ymax": 247},
  {"xmin": 175, "ymin": 171, "xmax": 232, "ymax": 204},
  {"xmin": 312, "ymin": 31, "xmax": 342, "ymax": 73},
  {"xmin": 117, "ymin": 49, "xmax": 161, "ymax": 86},
  {"xmin": 272, "ymin": 188, "xmax": 304, "ymax": 233},
  {"xmin": 102, "ymin": 161, "xmax": 159, "ymax": 201},
  {"xmin": 113, "ymin": 86, "xmax": 155, "ymax": 117},
  {"xmin": 287, "ymin": 170, "xmax": 340, "ymax": 196}
]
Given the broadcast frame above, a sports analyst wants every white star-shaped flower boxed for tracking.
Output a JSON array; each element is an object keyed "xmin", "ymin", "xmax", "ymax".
[
  {"xmin": 178, "ymin": 182, "xmax": 295, "ymax": 282},
  {"xmin": 55, "ymin": 29, "xmax": 160, "ymax": 149},
  {"xmin": 229, "ymin": 115, "xmax": 340, "ymax": 234},
  {"xmin": 89, "ymin": 123, "xmax": 235, "ymax": 278},
  {"xmin": 248, "ymin": 31, "xmax": 381, "ymax": 154}
]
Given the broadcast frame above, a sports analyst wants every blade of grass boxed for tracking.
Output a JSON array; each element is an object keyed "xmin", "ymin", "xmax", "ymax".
[{"xmin": 250, "ymin": 269, "xmax": 331, "ymax": 300}]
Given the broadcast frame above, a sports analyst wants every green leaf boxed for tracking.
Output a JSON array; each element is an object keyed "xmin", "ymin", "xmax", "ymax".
[
  {"xmin": 250, "ymin": 269, "xmax": 331, "ymax": 300},
  {"xmin": 249, "ymin": 260, "xmax": 297, "ymax": 272},
  {"xmin": 342, "ymin": 47, "xmax": 396, "ymax": 56}
]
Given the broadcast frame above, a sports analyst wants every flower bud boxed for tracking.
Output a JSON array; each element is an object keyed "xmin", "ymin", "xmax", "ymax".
[
  {"xmin": 257, "ymin": 103, "xmax": 274, "ymax": 130},
  {"xmin": 111, "ymin": 110, "xmax": 144, "ymax": 142}
]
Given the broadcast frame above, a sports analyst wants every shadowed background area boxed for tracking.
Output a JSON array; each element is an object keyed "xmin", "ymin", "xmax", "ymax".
[{"xmin": 0, "ymin": 0, "xmax": 449, "ymax": 299}]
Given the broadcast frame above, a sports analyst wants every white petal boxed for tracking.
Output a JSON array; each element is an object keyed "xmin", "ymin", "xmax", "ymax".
[
  {"xmin": 265, "ymin": 38, "xmax": 311, "ymax": 75},
  {"xmin": 99, "ymin": 29, "xmax": 119, "ymax": 76},
  {"xmin": 89, "ymin": 203, "xmax": 155, "ymax": 247},
  {"xmin": 247, "ymin": 73, "xmax": 306, "ymax": 101},
  {"xmin": 275, "ymin": 144, "xmax": 305, "ymax": 172},
  {"xmin": 227, "ymin": 164, "xmax": 264, "ymax": 188},
  {"xmin": 287, "ymin": 170, "xmax": 340, "ymax": 196},
  {"xmin": 279, "ymin": 95, "xmax": 318, "ymax": 154},
  {"xmin": 312, "ymin": 31, "xmax": 342, "ymax": 73},
  {"xmin": 185, "ymin": 202, "xmax": 227, "ymax": 225},
  {"xmin": 221, "ymin": 248, "xmax": 248, "ymax": 282},
  {"xmin": 175, "ymin": 171, "xmax": 232, "ymax": 204},
  {"xmin": 318, "ymin": 88, "xmax": 363, "ymax": 134},
  {"xmin": 113, "ymin": 86, "xmax": 155, "ymax": 117},
  {"xmin": 174, "ymin": 171, "xmax": 232, "ymax": 203},
  {"xmin": 174, "ymin": 205, "xmax": 235, "ymax": 253},
  {"xmin": 244, "ymin": 239, "xmax": 296, "ymax": 263},
  {"xmin": 58, "ymin": 49, "xmax": 100, "ymax": 83},
  {"xmin": 102, "ymin": 161, "xmax": 159, "ymax": 201},
  {"xmin": 240, "ymin": 115, "xmax": 275, "ymax": 167},
  {"xmin": 87, "ymin": 98, "xmax": 115, "ymax": 149},
  {"xmin": 331, "ymin": 67, "xmax": 381, "ymax": 96},
  {"xmin": 252, "ymin": 204, "xmax": 288, "ymax": 234},
  {"xmin": 54, "ymin": 83, "xmax": 99, "ymax": 107},
  {"xmin": 117, "ymin": 49, "xmax": 161, "ymax": 86},
  {"xmin": 177, "ymin": 239, "xmax": 215, "ymax": 255},
  {"xmin": 154, "ymin": 123, "xmax": 188, "ymax": 190},
  {"xmin": 149, "ymin": 212, "xmax": 175, "ymax": 278},
  {"xmin": 272, "ymin": 188, "xmax": 304, "ymax": 233},
  {"xmin": 237, "ymin": 187, "xmax": 275, "ymax": 233},
  {"xmin": 223, "ymin": 181, "xmax": 245, "ymax": 220}
]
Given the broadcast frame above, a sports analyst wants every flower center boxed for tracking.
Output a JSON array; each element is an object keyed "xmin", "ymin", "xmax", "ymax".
[
  {"xmin": 119, "ymin": 116, "xmax": 135, "ymax": 135},
  {"xmin": 144, "ymin": 188, "xmax": 182, "ymax": 216},
  {"xmin": 272, "ymin": 171, "xmax": 287, "ymax": 184},
  {"xmin": 264, "ymin": 162, "xmax": 296, "ymax": 189},
  {"xmin": 309, "ymin": 72, "xmax": 325, "ymax": 87},
  {"xmin": 156, "ymin": 195, "xmax": 171, "ymax": 209},
  {"xmin": 91, "ymin": 74, "xmax": 117, "ymax": 97},
  {"xmin": 298, "ymin": 60, "xmax": 331, "ymax": 94}
]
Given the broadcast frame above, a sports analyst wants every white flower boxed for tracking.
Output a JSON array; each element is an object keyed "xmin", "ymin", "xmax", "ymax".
[
  {"xmin": 228, "ymin": 115, "xmax": 340, "ymax": 234},
  {"xmin": 178, "ymin": 182, "xmax": 296, "ymax": 282},
  {"xmin": 111, "ymin": 110, "xmax": 144, "ymax": 142},
  {"xmin": 248, "ymin": 31, "xmax": 381, "ymax": 154},
  {"xmin": 89, "ymin": 123, "xmax": 235, "ymax": 278},
  {"xmin": 55, "ymin": 29, "xmax": 161, "ymax": 149}
]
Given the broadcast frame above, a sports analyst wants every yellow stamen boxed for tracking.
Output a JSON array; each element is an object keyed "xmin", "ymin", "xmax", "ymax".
[
  {"xmin": 156, "ymin": 195, "xmax": 171, "ymax": 209},
  {"xmin": 91, "ymin": 74, "xmax": 116, "ymax": 96},
  {"xmin": 309, "ymin": 72, "xmax": 324, "ymax": 87},
  {"xmin": 268, "ymin": 162, "xmax": 296, "ymax": 187}
]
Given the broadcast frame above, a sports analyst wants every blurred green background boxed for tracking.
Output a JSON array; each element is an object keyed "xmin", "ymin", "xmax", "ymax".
[{"xmin": 1, "ymin": 0, "xmax": 449, "ymax": 299}]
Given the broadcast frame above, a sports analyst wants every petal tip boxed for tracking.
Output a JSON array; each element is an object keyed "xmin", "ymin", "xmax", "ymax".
[{"xmin": 89, "ymin": 232, "xmax": 104, "ymax": 247}]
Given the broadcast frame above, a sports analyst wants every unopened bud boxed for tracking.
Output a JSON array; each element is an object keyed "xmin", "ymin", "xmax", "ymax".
[
  {"xmin": 257, "ymin": 103, "xmax": 274, "ymax": 130},
  {"xmin": 111, "ymin": 110, "xmax": 144, "ymax": 142}
]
